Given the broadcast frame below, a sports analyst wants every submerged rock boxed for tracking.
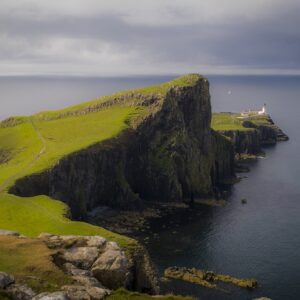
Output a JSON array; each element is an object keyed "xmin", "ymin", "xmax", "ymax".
[{"xmin": 164, "ymin": 266, "xmax": 257, "ymax": 290}]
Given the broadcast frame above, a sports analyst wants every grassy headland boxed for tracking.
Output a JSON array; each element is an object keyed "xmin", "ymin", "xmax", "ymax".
[
  {"xmin": 0, "ymin": 74, "xmax": 202, "ymax": 242},
  {"xmin": 0, "ymin": 74, "xmax": 205, "ymax": 296}
]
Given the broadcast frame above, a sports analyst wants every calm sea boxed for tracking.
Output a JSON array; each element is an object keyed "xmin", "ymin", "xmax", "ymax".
[{"xmin": 1, "ymin": 75, "xmax": 300, "ymax": 299}]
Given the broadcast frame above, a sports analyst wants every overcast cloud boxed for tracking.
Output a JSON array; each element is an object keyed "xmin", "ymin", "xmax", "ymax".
[{"xmin": 1, "ymin": 0, "xmax": 300, "ymax": 76}]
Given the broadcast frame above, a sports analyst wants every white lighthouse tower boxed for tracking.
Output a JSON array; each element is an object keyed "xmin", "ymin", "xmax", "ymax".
[{"xmin": 258, "ymin": 103, "xmax": 267, "ymax": 115}]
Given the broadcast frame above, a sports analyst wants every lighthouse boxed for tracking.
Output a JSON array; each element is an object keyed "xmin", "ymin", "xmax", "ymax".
[{"xmin": 258, "ymin": 104, "xmax": 267, "ymax": 115}]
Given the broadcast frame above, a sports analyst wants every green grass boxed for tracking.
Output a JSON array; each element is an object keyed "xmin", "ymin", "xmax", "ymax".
[
  {"xmin": 211, "ymin": 113, "xmax": 252, "ymax": 131},
  {"xmin": 211, "ymin": 112, "xmax": 269, "ymax": 132},
  {"xmin": 0, "ymin": 193, "xmax": 135, "ymax": 248},
  {"xmin": 107, "ymin": 288, "xmax": 194, "ymax": 300},
  {"xmin": 0, "ymin": 74, "xmax": 203, "ymax": 245},
  {"xmin": 245, "ymin": 114, "xmax": 271, "ymax": 126}
]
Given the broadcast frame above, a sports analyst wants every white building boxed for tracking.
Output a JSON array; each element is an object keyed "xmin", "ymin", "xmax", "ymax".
[
  {"xmin": 258, "ymin": 104, "xmax": 267, "ymax": 115},
  {"xmin": 240, "ymin": 104, "xmax": 267, "ymax": 117}
]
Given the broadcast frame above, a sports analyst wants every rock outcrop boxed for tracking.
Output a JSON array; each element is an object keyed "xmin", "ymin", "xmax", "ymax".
[
  {"xmin": 11, "ymin": 75, "xmax": 235, "ymax": 219},
  {"xmin": 39, "ymin": 233, "xmax": 159, "ymax": 294},
  {"xmin": 0, "ymin": 233, "xmax": 159, "ymax": 299}
]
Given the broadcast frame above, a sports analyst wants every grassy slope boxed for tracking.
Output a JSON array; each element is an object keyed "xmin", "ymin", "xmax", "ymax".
[
  {"xmin": 0, "ymin": 74, "xmax": 202, "ymax": 242},
  {"xmin": 0, "ymin": 106, "xmax": 138, "ymax": 248}
]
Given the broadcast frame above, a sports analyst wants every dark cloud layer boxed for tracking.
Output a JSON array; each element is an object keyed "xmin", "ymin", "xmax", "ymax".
[{"xmin": 1, "ymin": 0, "xmax": 300, "ymax": 75}]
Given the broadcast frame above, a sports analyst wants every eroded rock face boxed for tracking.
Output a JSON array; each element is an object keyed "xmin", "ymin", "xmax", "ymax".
[
  {"xmin": 219, "ymin": 116, "xmax": 289, "ymax": 157},
  {"xmin": 91, "ymin": 242, "xmax": 130, "ymax": 289},
  {"xmin": 0, "ymin": 272, "xmax": 14, "ymax": 289}
]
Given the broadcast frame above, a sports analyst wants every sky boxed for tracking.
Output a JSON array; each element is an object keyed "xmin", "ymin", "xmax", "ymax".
[{"xmin": 1, "ymin": 0, "xmax": 300, "ymax": 76}]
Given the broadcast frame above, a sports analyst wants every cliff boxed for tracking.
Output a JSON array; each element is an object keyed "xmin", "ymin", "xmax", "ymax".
[{"xmin": 10, "ymin": 74, "xmax": 235, "ymax": 219}]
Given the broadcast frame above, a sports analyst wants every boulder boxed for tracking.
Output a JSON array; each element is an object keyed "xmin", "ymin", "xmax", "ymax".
[
  {"xmin": 59, "ymin": 247, "xmax": 100, "ymax": 269},
  {"xmin": 91, "ymin": 242, "xmax": 130, "ymax": 289},
  {"xmin": 85, "ymin": 286, "xmax": 110, "ymax": 299},
  {"xmin": 0, "ymin": 272, "xmax": 14, "ymax": 289},
  {"xmin": 63, "ymin": 263, "xmax": 92, "ymax": 277},
  {"xmin": 72, "ymin": 275, "xmax": 103, "ymax": 288},
  {"xmin": 40, "ymin": 235, "xmax": 107, "ymax": 251},
  {"xmin": 61, "ymin": 285, "xmax": 90, "ymax": 300},
  {"xmin": 6, "ymin": 283, "xmax": 36, "ymax": 300},
  {"xmin": 85, "ymin": 236, "xmax": 106, "ymax": 248},
  {"xmin": 62, "ymin": 285, "xmax": 110, "ymax": 300},
  {"xmin": 0, "ymin": 230, "xmax": 20, "ymax": 237},
  {"xmin": 32, "ymin": 291, "xmax": 69, "ymax": 300}
]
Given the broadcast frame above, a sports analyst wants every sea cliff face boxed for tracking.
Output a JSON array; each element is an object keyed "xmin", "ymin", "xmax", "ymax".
[{"xmin": 11, "ymin": 76, "xmax": 235, "ymax": 219}]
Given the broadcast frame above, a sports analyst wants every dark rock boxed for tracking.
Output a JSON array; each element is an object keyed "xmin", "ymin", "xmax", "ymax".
[
  {"xmin": 0, "ymin": 272, "xmax": 14, "ymax": 289},
  {"xmin": 6, "ymin": 283, "xmax": 36, "ymax": 300}
]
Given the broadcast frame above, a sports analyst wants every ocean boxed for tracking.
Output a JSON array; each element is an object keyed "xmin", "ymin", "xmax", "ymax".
[{"xmin": 1, "ymin": 75, "xmax": 300, "ymax": 299}]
